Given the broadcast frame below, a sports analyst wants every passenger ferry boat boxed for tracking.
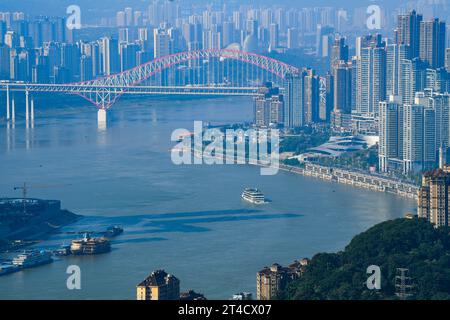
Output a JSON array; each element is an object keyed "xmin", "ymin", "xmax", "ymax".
[
  {"xmin": 70, "ymin": 234, "xmax": 111, "ymax": 255},
  {"xmin": 241, "ymin": 188, "xmax": 267, "ymax": 204},
  {"xmin": 12, "ymin": 250, "xmax": 53, "ymax": 269}
]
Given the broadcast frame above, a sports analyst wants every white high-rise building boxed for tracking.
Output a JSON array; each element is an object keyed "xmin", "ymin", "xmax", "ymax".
[
  {"xmin": 116, "ymin": 11, "xmax": 126, "ymax": 27},
  {"xmin": 269, "ymin": 23, "xmax": 279, "ymax": 49},
  {"xmin": 379, "ymin": 99, "xmax": 403, "ymax": 172},
  {"xmin": 400, "ymin": 58, "xmax": 426, "ymax": 106},
  {"xmin": 430, "ymin": 93, "xmax": 450, "ymax": 150},
  {"xmin": 356, "ymin": 45, "xmax": 386, "ymax": 117},
  {"xmin": 101, "ymin": 37, "xmax": 119, "ymax": 76},
  {"xmin": 153, "ymin": 27, "xmax": 171, "ymax": 58},
  {"xmin": 124, "ymin": 7, "xmax": 133, "ymax": 27},
  {"xmin": 380, "ymin": 92, "xmax": 450, "ymax": 174},
  {"xmin": 403, "ymin": 101, "xmax": 436, "ymax": 173},
  {"xmin": 386, "ymin": 44, "xmax": 409, "ymax": 97}
]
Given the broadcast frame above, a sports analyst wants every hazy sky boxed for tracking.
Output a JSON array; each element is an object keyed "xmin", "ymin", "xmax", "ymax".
[
  {"xmin": 0, "ymin": 0, "xmax": 406, "ymax": 16},
  {"xmin": 0, "ymin": 0, "xmax": 445, "ymax": 25}
]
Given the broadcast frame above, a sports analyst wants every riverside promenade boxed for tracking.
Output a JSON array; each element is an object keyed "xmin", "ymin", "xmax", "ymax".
[{"xmin": 279, "ymin": 163, "xmax": 419, "ymax": 200}]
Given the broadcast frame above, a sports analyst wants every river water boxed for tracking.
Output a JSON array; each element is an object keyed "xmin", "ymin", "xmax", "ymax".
[{"xmin": 0, "ymin": 96, "xmax": 415, "ymax": 299}]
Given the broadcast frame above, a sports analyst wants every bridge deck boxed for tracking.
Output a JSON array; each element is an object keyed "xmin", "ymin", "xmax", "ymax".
[{"xmin": 0, "ymin": 83, "xmax": 260, "ymax": 96}]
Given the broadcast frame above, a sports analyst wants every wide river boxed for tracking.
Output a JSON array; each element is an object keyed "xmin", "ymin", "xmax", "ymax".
[{"xmin": 0, "ymin": 95, "xmax": 415, "ymax": 299}]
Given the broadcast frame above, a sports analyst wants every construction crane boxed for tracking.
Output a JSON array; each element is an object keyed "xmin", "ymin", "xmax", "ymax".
[{"xmin": 13, "ymin": 182, "xmax": 71, "ymax": 214}]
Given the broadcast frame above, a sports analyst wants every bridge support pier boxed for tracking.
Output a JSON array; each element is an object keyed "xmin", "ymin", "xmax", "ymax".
[
  {"xmin": 98, "ymin": 109, "xmax": 107, "ymax": 129},
  {"xmin": 30, "ymin": 96, "xmax": 35, "ymax": 128},
  {"xmin": 6, "ymin": 85, "xmax": 10, "ymax": 121},
  {"xmin": 31, "ymin": 97, "xmax": 34, "ymax": 121},
  {"xmin": 11, "ymin": 96, "xmax": 15, "ymax": 123},
  {"xmin": 25, "ymin": 89, "xmax": 29, "ymax": 127}
]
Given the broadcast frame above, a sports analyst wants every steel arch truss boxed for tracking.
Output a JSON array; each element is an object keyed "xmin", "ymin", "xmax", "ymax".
[
  {"xmin": 76, "ymin": 49, "xmax": 299, "ymax": 109},
  {"xmin": 0, "ymin": 50, "xmax": 299, "ymax": 109}
]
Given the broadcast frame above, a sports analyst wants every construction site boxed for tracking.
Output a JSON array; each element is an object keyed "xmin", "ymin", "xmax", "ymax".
[{"xmin": 0, "ymin": 183, "xmax": 80, "ymax": 252}]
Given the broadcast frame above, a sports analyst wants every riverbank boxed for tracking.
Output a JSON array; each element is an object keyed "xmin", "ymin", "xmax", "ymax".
[
  {"xmin": 279, "ymin": 163, "xmax": 419, "ymax": 200},
  {"xmin": 192, "ymin": 145, "xmax": 419, "ymax": 201}
]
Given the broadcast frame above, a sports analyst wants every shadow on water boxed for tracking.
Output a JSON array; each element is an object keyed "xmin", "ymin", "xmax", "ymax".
[
  {"xmin": 111, "ymin": 237, "xmax": 167, "ymax": 246},
  {"xmin": 53, "ymin": 209, "xmax": 303, "ymax": 241}
]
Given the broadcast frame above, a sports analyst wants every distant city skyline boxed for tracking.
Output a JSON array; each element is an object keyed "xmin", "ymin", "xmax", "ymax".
[{"xmin": 1, "ymin": 1, "xmax": 450, "ymax": 177}]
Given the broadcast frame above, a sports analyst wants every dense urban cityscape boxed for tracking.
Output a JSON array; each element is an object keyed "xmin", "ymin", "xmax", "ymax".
[{"xmin": 2, "ymin": 0, "xmax": 450, "ymax": 305}]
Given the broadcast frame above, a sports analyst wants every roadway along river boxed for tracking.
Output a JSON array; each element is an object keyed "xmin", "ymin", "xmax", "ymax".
[{"xmin": 0, "ymin": 96, "xmax": 415, "ymax": 299}]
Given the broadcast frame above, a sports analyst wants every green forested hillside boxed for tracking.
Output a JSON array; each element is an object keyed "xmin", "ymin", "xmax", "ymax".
[{"xmin": 282, "ymin": 218, "xmax": 450, "ymax": 300}]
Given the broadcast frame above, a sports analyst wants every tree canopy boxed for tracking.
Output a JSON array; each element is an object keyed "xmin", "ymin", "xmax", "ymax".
[{"xmin": 281, "ymin": 218, "xmax": 450, "ymax": 300}]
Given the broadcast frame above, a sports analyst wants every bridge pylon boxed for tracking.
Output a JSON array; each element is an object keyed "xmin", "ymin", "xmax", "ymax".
[
  {"xmin": 97, "ymin": 108, "xmax": 107, "ymax": 130},
  {"xmin": 6, "ymin": 84, "xmax": 10, "ymax": 121}
]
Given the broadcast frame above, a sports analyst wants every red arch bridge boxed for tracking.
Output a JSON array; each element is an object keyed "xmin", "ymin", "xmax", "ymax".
[{"xmin": 0, "ymin": 49, "xmax": 299, "ymax": 124}]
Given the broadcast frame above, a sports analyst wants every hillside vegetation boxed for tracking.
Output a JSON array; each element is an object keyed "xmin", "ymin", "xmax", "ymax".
[{"xmin": 281, "ymin": 218, "xmax": 450, "ymax": 300}]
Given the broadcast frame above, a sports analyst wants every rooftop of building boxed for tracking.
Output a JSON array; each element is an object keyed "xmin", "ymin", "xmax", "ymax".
[
  {"xmin": 137, "ymin": 269, "xmax": 179, "ymax": 287},
  {"xmin": 423, "ymin": 167, "xmax": 450, "ymax": 178},
  {"xmin": 258, "ymin": 259, "xmax": 309, "ymax": 275}
]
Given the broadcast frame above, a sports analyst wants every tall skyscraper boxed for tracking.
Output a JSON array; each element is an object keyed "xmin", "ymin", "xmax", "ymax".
[
  {"xmin": 318, "ymin": 73, "xmax": 333, "ymax": 122},
  {"xmin": 269, "ymin": 23, "xmax": 279, "ymax": 49},
  {"xmin": 232, "ymin": 11, "xmax": 243, "ymax": 31},
  {"xmin": 153, "ymin": 27, "xmax": 171, "ymax": 58},
  {"xmin": 386, "ymin": 44, "xmax": 409, "ymax": 97},
  {"xmin": 333, "ymin": 61, "xmax": 352, "ymax": 114},
  {"xmin": 331, "ymin": 37, "xmax": 349, "ymax": 68},
  {"xmin": 395, "ymin": 10, "xmax": 422, "ymax": 59},
  {"xmin": 420, "ymin": 18, "xmax": 446, "ymax": 69},
  {"xmin": 303, "ymin": 69, "xmax": 319, "ymax": 124},
  {"xmin": 116, "ymin": 11, "xmax": 126, "ymax": 27},
  {"xmin": 0, "ymin": 44, "xmax": 10, "ymax": 79},
  {"xmin": 400, "ymin": 58, "xmax": 427, "ymax": 105},
  {"xmin": 403, "ymin": 101, "xmax": 436, "ymax": 173},
  {"xmin": 356, "ymin": 42, "xmax": 386, "ymax": 116},
  {"xmin": 430, "ymin": 93, "xmax": 450, "ymax": 150},
  {"xmin": 316, "ymin": 25, "xmax": 334, "ymax": 58},
  {"xmin": 61, "ymin": 43, "xmax": 80, "ymax": 82},
  {"xmin": 124, "ymin": 7, "xmax": 133, "ymax": 27},
  {"xmin": 355, "ymin": 34, "xmax": 383, "ymax": 59},
  {"xmin": 287, "ymin": 28, "xmax": 298, "ymax": 49},
  {"xmin": 0, "ymin": 21, "xmax": 6, "ymax": 45},
  {"xmin": 101, "ymin": 37, "xmax": 119, "ymax": 76},
  {"xmin": 275, "ymin": 8, "xmax": 286, "ymax": 32},
  {"xmin": 90, "ymin": 42, "xmax": 101, "ymax": 78},
  {"xmin": 53, "ymin": 17, "xmax": 66, "ymax": 44},
  {"xmin": 222, "ymin": 21, "xmax": 234, "ymax": 48},
  {"xmin": 284, "ymin": 72, "xmax": 305, "ymax": 128},
  {"xmin": 120, "ymin": 43, "xmax": 139, "ymax": 72},
  {"xmin": 80, "ymin": 55, "xmax": 93, "ymax": 81},
  {"xmin": 203, "ymin": 29, "xmax": 221, "ymax": 50},
  {"xmin": 379, "ymin": 99, "xmax": 404, "ymax": 172}
]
